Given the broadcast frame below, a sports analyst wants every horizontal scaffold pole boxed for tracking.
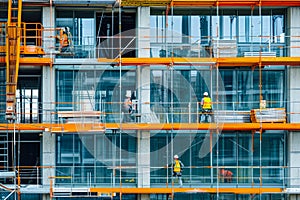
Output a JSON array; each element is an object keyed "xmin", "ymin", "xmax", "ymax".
[
  {"xmin": 1, "ymin": 123, "xmax": 300, "ymax": 132},
  {"xmin": 88, "ymin": 187, "xmax": 282, "ymax": 194}
]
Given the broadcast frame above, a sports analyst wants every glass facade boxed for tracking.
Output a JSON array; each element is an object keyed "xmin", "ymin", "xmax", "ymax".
[
  {"xmin": 0, "ymin": 2, "xmax": 297, "ymax": 199},
  {"xmin": 54, "ymin": 130, "xmax": 286, "ymax": 188},
  {"xmin": 51, "ymin": 8, "xmax": 286, "ymax": 59},
  {"xmin": 56, "ymin": 67, "xmax": 285, "ymax": 123},
  {"xmin": 56, "ymin": 131, "xmax": 136, "ymax": 186},
  {"xmin": 56, "ymin": 10, "xmax": 95, "ymax": 58},
  {"xmin": 150, "ymin": 68, "xmax": 285, "ymax": 123},
  {"xmin": 55, "ymin": 10, "xmax": 136, "ymax": 58},
  {"xmin": 56, "ymin": 68, "xmax": 136, "ymax": 123},
  {"xmin": 150, "ymin": 9, "xmax": 285, "ymax": 58},
  {"xmin": 55, "ymin": 67, "xmax": 287, "ymax": 189}
]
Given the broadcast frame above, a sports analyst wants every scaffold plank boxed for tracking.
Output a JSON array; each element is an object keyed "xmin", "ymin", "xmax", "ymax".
[
  {"xmin": 89, "ymin": 187, "xmax": 282, "ymax": 194},
  {"xmin": 3, "ymin": 56, "xmax": 300, "ymax": 67},
  {"xmin": 1, "ymin": 123, "xmax": 300, "ymax": 132},
  {"xmin": 98, "ymin": 57, "xmax": 300, "ymax": 67},
  {"xmin": 0, "ymin": 56, "xmax": 52, "ymax": 65},
  {"xmin": 173, "ymin": 0, "xmax": 300, "ymax": 7},
  {"xmin": 121, "ymin": 0, "xmax": 300, "ymax": 7}
]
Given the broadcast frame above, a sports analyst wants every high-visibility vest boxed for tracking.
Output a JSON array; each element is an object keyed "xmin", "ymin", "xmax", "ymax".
[
  {"xmin": 202, "ymin": 97, "xmax": 212, "ymax": 109},
  {"xmin": 174, "ymin": 160, "xmax": 181, "ymax": 172},
  {"xmin": 220, "ymin": 169, "xmax": 232, "ymax": 177},
  {"xmin": 61, "ymin": 33, "xmax": 69, "ymax": 47}
]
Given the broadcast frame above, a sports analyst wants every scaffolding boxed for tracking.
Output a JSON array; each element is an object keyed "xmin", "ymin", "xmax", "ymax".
[{"xmin": 1, "ymin": 0, "xmax": 300, "ymax": 199}]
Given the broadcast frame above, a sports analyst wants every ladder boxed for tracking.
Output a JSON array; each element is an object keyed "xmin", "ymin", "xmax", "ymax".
[
  {"xmin": 0, "ymin": 133, "xmax": 9, "ymax": 171},
  {"xmin": 5, "ymin": 0, "xmax": 22, "ymax": 122}
]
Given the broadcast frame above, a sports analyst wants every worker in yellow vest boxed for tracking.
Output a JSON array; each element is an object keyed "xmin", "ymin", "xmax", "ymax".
[
  {"xmin": 200, "ymin": 92, "xmax": 213, "ymax": 122},
  {"xmin": 172, "ymin": 155, "xmax": 184, "ymax": 187}
]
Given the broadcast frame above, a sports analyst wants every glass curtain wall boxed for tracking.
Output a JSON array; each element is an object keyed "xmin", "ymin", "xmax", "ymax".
[
  {"xmin": 56, "ymin": 131, "xmax": 286, "ymax": 187},
  {"xmin": 56, "ymin": 132, "xmax": 137, "ymax": 186},
  {"xmin": 95, "ymin": 11, "xmax": 136, "ymax": 58},
  {"xmin": 150, "ymin": 8, "xmax": 285, "ymax": 57},
  {"xmin": 220, "ymin": 69, "xmax": 285, "ymax": 110},
  {"xmin": 149, "ymin": 67, "xmax": 286, "ymax": 188},
  {"xmin": 56, "ymin": 68, "xmax": 136, "ymax": 123},
  {"xmin": 150, "ymin": 131, "xmax": 286, "ymax": 187},
  {"xmin": 55, "ymin": 9, "xmax": 136, "ymax": 59},
  {"xmin": 55, "ymin": 67, "xmax": 138, "ymax": 184},
  {"xmin": 150, "ymin": 68, "xmax": 285, "ymax": 122},
  {"xmin": 56, "ymin": 10, "xmax": 95, "ymax": 58}
]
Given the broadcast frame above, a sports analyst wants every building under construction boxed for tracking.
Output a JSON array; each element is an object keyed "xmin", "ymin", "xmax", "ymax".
[{"xmin": 1, "ymin": 0, "xmax": 300, "ymax": 199}]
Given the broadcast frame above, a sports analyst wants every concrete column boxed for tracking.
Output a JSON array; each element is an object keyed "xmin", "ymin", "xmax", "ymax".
[
  {"xmin": 287, "ymin": 7, "xmax": 300, "ymax": 197},
  {"xmin": 42, "ymin": 6, "xmax": 56, "ymax": 123},
  {"xmin": 42, "ymin": 194, "xmax": 51, "ymax": 200},
  {"xmin": 136, "ymin": 7, "xmax": 151, "ymax": 200},
  {"xmin": 137, "ymin": 7, "xmax": 150, "ymax": 58},
  {"xmin": 136, "ymin": 66, "xmax": 151, "ymax": 200},
  {"xmin": 137, "ymin": 131, "xmax": 150, "ymax": 187},
  {"xmin": 290, "ymin": 195, "xmax": 300, "ymax": 200},
  {"xmin": 42, "ymin": 131, "xmax": 55, "ymax": 186},
  {"xmin": 41, "ymin": 7, "xmax": 56, "ymax": 190},
  {"xmin": 42, "ymin": 6, "xmax": 56, "ymax": 56},
  {"xmin": 42, "ymin": 66, "xmax": 55, "ymax": 123},
  {"xmin": 136, "ymin": 7, "xmax": 151, "ymax": 121},
  {"xmin": 139, "ymin": 67, "xmax": 151, "ymax": 120}
]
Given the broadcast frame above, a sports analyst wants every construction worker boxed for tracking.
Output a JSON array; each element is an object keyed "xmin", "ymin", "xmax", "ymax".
[
  {"xmin": 172, "ymin": 155, "xmax": 184, "ymax": 187},
  {"xmin": 219, "ymin": 168, "xmax": 233, "ymax": 183},
  {"xmin": 122, "ymin": 91, "xmax": 133, "ymax": 122},
  {"xmin": 260, "ymin": 95, "xmax": 267, "ymax": 109},
  {"xmin": 200, "ymin": 92, "xmax": 212, "ymax": 122},
  {"xmin": 58, "ymin": 27, "xmax": 70, "ymax": 53}
]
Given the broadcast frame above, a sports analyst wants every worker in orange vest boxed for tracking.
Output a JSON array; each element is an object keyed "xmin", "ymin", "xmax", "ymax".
[
  {"xmin": 219, "ymin": 168, "xmax": 233, "ymax": 183},
  {"xmin": 172, "ymin": 155, "xmax": 184, "ymax": 187},
  {"xmin": 58, "ymin": 27, "xmax": 70, "ymax": 53}
]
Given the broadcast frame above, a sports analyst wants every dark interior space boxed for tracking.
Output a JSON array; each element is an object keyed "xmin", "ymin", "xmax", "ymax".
[
  {"xmin": 96, "ymin": 11, "xmax": 136, "ymax": 58},
  {"xmin": 7, "ymin": 132, "xmax": 41, "ymax": 184}
]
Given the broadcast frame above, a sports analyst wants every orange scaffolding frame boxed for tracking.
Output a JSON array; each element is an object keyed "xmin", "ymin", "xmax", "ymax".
[
  {"xmin": 121, "ymin": 0, "xmax": 300, "ymax": 7},
  {"xmin": 98, "ymin": 57, "xmax": 300, "ymax": 67},
  {"xmin": 89, "ymin": 187, "xmax": 283, "ymax": 194},
  {"xmin": 0, "ymin": 122, "xmax": 300, "ymax": 132},
  {"xmin": 1, "ymin": 0, "xmax": 299, "ymax": 198}
]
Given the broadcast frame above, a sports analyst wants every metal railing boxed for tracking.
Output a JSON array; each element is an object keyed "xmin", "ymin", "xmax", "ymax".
[
  {"xmin": 0, "ymin": 100, "xmax": 297, "ymax": 124},
  {"xmin": 0, "ymin": 23, "xmax": 297, "ymax": 59},
  {"xmin": 38, "ymin": 33, "xmax": 296, "ymax": 59},
  {"xmin": 50, "ymin": 165, "xmax": 287, "ymax": 188}
]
